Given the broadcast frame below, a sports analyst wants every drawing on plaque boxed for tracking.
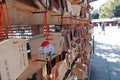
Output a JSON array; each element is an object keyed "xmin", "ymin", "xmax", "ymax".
[{"xmin": 38, "ymin": 40, "xmax": 55, "ymax": 56}]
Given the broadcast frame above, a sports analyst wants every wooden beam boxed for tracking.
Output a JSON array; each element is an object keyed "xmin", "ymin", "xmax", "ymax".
[
  {"xmin": 16, "ymin": 0, "xmax": 38, "ymax": 9},
  {"xmin": 7, "ymin": 0, "xmax": 33, "ymax": 25}
]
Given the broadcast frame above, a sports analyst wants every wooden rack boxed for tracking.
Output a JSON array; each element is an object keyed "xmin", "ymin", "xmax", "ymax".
[{"xmin": 0, "ymin": 0, "xmax": 94, "ymax": 80}]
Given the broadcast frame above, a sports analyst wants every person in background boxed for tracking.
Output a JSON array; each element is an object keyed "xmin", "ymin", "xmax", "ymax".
[
  {"xmin": 118, "ymin": 22, "xmax": 120, "ymax": 29},
  {"xmin": 101, "ymin": 23, "xmax": 105, "ymax": 35}
]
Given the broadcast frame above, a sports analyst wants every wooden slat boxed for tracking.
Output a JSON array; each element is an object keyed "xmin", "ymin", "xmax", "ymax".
[{"xmin": 17, "ymin": 60, "xmax": 46, "ymax": 80}]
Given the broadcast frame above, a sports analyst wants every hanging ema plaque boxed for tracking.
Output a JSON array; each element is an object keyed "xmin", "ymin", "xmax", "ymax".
[{"xmin": 29, "ymin": 33, "xmax": 66, "ymax": 61}]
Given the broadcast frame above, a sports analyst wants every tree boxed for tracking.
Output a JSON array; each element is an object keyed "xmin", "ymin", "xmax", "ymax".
[
  {"xmin": 92, "ymin": 13, "xmax": 99, "ymax": 19},
  {"xmin": 113, "ymin": 4, "xmax": 120, "ymax": 17},
  {"xmin": 91, "ymin": 9, "xmax": 99, "ymax": 19},
  {"xmin": 99, "ymin": 0, "xmax": 120, "ymax": 18},
  {"xmin": 99, "ymin": 1, "xmax": 114, "ymax": 18}
]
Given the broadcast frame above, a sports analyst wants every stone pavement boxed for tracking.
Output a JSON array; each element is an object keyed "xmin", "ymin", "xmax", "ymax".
[{"xmin": 90, "ymin": 26, "xmax": 120, "ymax": 80}]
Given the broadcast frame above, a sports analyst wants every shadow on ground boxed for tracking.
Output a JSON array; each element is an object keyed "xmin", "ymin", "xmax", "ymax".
[{"xmin": 90, "ymin": 41, "xmax": 120, "ymax": 80}]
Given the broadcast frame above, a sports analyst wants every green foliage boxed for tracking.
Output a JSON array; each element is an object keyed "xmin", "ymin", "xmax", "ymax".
[
  {"xmin": 99, "ymin": 1, "xmax": 114, "ymax": 18},
  {"xmin": 92, "ymin": 13, "xmax": 99, "ymax": 19},
  {"xmin": 91, "ymin": 9, "xmax": 99, "ymax": 19},
  {"xmin": 99, "ymin": 0, "xmax": 120, "ymax": 18},
  {"xmin": 93, "ymin": 9, "xmax": 99, "ymax": 14},
  {"xmin": 113, "ymin": 4, "xmax": 120, "ymax": 17}
]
